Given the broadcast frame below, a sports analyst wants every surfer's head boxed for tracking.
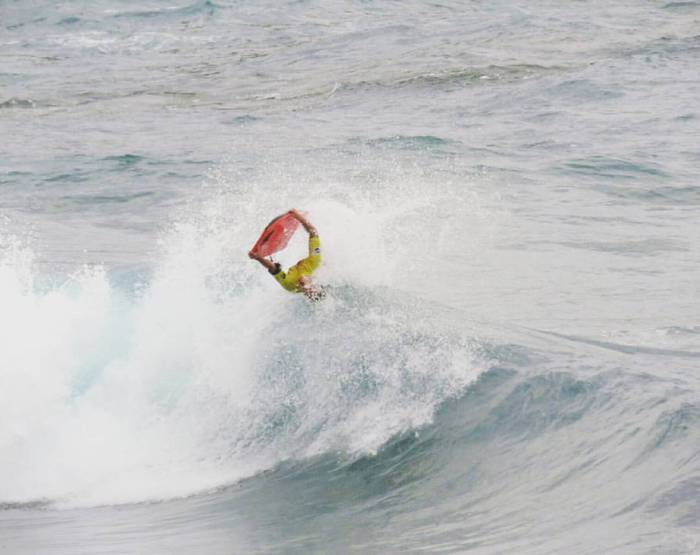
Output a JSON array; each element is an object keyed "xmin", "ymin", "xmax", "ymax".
[
  {"xmin": 298, "ymin": 276, "xmax": 326, "ymax": 301},
  {"xmin": 297, "ymin": 275, "xmax": 313, "ymax": 294}
]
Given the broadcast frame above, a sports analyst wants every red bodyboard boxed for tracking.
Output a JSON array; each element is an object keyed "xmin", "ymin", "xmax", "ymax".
[{"xmin": 250, "ymin": 213, "xmax": 300, "ymax": 257}]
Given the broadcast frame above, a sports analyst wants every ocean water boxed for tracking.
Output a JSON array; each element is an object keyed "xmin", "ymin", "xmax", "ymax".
[{"xmin": 1, "ymin": 1, "xmax": 699, "ymax": 553}]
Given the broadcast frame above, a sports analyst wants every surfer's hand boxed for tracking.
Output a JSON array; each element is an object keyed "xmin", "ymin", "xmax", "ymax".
[
  {"xmin": 248, "ymin": 250, "xmax": 257, "ymax": 259},
  {"xmin": 289, "ymin": 209, "xmax": 312, "ymax": 226},
  {"xmin": 289, "ymin": 210, "xmax": 317, "ymax": 236}
]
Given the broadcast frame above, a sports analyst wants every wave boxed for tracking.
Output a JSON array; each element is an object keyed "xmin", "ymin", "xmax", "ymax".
[
  {"xmin": 2, "ymin": 146, "xmax": 695, "ymax": 549},
  {"xmin": 0, "ymin": 177, "xmax": 489, "ymax": 508},
  {"xmin": 5, "ymin": 360, "xmax": 698, "ymax": 553},
  {"xmin": 111, "ymin": 0, "xmax": 220, "ymax": 21},
  {"xmin": 243, "ymin": 63, "xmax": 571, "ymax": 108},
  {"xmin": 0, "ymin": 98, "xmax": 37, "ymax": 109},
  {"xmin": 203, "ymin": 366, "xmax": 699, "ymax": 552}
]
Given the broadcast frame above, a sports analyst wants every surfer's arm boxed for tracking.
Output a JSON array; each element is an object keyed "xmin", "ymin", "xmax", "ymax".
[
  {"xmin": 248, "ymin": 251, "xmax": 281, "ymax": 274},
  {"xmin": 289, "ymin": 209, "xmax": 317, "ymax": 237}
]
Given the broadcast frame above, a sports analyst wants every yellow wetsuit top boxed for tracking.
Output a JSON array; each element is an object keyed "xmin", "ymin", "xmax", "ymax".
[{"xmin": 272, "ymin": 235, "xmax": 321, "ymax": 292}]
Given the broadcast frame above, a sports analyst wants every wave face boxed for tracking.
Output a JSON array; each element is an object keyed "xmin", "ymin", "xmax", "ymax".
[{"xmin": 2, "ymin": 0, "xmax": 700, "ymax": 553}]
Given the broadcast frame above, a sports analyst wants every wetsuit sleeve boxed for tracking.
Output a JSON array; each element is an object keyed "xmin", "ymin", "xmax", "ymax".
[
  {"xmin": 308, "ymin": 235, "xmax": 321, "ymax": 258},
  {"xmin": 294, "ymin": 236, "xmax": 321, "ymax": 275}
]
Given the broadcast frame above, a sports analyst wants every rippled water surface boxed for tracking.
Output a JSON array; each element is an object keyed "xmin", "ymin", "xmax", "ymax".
[{"xmin": 1, "ymin": 1, "xmax": 699, "ymax": 553}]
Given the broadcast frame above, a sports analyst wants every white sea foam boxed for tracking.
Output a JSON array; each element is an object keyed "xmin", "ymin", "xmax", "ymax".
[{"xmin": 0, "ymin": 173, "xmax": 487, "ymax": 507}]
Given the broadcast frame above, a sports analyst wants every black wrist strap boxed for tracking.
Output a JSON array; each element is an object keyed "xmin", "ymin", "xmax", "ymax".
[{"xmin": 269, "ymin": 262, "xmax": 282, "ymax": 275}]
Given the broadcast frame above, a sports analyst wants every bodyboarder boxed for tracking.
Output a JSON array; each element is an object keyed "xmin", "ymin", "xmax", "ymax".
[{"xmin": 248, "ymin": 209, "xmax": 325, "ymax": 300}]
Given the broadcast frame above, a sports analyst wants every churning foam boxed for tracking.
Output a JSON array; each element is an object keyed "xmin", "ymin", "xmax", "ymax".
[{"xmin": 0, "ymin": 163, "xmax": 489, "ymax": 508}]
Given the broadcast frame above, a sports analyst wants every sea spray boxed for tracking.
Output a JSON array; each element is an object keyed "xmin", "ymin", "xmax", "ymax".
[{"xmin": 0, "ymin": 173, "xmax": 488, "ymax": 507}]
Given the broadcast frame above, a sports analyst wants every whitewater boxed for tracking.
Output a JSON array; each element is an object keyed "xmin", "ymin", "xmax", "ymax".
[{"xmin": 1, "ymin": 1, "xmax": 699, "ymax": 553}]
